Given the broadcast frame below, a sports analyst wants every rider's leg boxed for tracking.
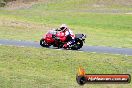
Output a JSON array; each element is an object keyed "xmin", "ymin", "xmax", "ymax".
[
  {"xmin": 67, "ymin": 39, "xmax": 75, "ymax": 45},
  {"xmin": 63, "ymin": 39, "xmax": 75, "ymax": 48}
]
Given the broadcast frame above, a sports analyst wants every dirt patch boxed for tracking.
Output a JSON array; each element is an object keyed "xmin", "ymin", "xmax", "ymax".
[
  {"xmin": 94, "ymin": 0, "xmax": 132, "ymax": 6},
  {"xmin": 0, "ymin": 19, "xmax": 50, "ymax": 30},
  {"xmin": 4, "ymin": 0, "xmax": 49, "ymax": 10},
  {"xmin": 125, "ymin": 12, "xmax": 132, "ymax": 14}
]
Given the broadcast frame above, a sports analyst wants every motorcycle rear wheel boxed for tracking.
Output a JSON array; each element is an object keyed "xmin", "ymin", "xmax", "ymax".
[{"xmin": 71, "ymin": 40, "xmax": 83, "ymax": 50}]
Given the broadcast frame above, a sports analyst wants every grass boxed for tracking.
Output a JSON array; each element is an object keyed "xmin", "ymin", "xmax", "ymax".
[
  {"xmin": 31, "ymin": 0, "xmax": 132, "ymax": 11},
  {"xmin": 0, "ymin": 1, "xmax": 132, "ymax": 88},
  {"xmin": 0, "ymin": 45, "xmax": 132, "ymax": 88},
  {"xmin": 0, "ymin": 9, "xmax": 132, "ymax": 48}
]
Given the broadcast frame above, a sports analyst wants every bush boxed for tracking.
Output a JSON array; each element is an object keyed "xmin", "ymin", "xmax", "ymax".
[
  {"xmin": 0, "ymin": 0, "xmax": 16, "ymax": 7},
  {"xmin": 0, "ymin": 0, "xmax": 6, "ymax": 7}
]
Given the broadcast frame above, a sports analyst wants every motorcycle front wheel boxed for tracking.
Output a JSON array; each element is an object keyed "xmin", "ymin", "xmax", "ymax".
[{"xmin": 40, "ymin": 38, "xmax": 50, "ymax": 47}]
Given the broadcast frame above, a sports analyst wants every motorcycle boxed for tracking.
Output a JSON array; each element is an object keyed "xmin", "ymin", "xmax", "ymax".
[{"xmin": 40, "ymin": 30, "xmax": 86, "ymax": 50}]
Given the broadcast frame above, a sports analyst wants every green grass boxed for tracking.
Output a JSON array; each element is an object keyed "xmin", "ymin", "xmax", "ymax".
[
  {"xmin": 0, "ymin": 9, "xmax": 132, "ymax": 48},
  {"xmin": 0, "ymin": 1, "xmax": 132, "ymax": 88},
  {"xmin": 0, "ymin": 0, "xmax": 132, "ymax": 48},
  {"xmin": 31, "ymin": 0, "xmax": 132, "ymax": 11},
  {"xmin": 0, "ymin": 45, "xmax": 132, "ymax": 88}
]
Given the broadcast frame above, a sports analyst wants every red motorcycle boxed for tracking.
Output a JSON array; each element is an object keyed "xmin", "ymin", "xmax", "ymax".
[{"xmin": 40, "ymin": 30, "xmax": 86, "ymax": 50}]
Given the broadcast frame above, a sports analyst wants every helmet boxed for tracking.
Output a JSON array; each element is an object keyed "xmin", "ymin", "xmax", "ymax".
[{"xmin": 60, "ymin": 24, "xmax": 68, "ymax": 31}]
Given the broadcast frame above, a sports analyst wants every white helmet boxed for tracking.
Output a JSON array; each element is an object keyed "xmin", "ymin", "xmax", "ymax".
[{"xmin": 60, "ymin": 24, "xmax": 68, "ymax": 31}]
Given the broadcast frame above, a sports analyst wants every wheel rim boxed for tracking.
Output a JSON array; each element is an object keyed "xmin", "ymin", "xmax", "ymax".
[
  {"xmin": 72, "ymin": 41, "xmax": 83, "ymax": 50},
  {"xmin": 40, "ymin": 39, "xmax": 49, "ymax": 47},
  {"xmin": 41, "ymin": 40, "xmax": 45, "ymax": 45}
]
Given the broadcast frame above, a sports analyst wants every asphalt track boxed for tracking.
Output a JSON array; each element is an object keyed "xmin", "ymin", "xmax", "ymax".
[{"xmin": 0, "ymin": 39, "xmax": 132, "ymax": 56}]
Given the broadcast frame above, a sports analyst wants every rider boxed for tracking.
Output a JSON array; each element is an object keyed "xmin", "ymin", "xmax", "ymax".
[{"xmin": 59, "ymin": 24, "xmax": 75, "ymax": 48}]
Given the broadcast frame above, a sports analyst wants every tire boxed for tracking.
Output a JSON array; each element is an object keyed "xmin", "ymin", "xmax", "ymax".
[
  {"xmin": 71, "ymin": 40, "xmax": 83, "ymax": 50},
  {"xmin": 77, "ymin": 40, "xmax": 83, "ymax": 49},
  {"xmin": 40, "ymin": 38, "xmax": 50, "ymax": 47}
]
